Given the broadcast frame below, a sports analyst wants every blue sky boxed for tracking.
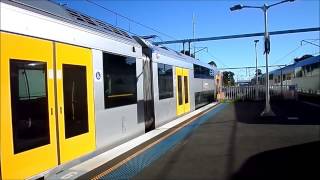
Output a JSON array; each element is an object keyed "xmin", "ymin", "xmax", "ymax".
[{"xmin": 53, "ymin": 0, "xmax": 319, "ymax": 81}]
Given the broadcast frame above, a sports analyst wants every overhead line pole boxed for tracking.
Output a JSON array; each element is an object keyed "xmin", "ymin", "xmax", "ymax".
[
  {"xmin": 153, "ymin": 27, "xmax": 320, "ymax": 45},
  {"xmin": 193, "ymin": 13, "xmax": 196, "ymax": 58},
  {"xmin": 300, "ymin": 40, "xmax": 320, "ymax": 47},
  {"xmin": 230, "ymin": 0, "xmax": 297, "ymax": 117},
  {"xmin": 254, "ymin": 40, "xmax": 259, "ymax": 100}
]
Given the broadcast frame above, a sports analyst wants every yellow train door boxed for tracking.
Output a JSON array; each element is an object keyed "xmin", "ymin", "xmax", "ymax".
[
  {"xmin": 55, "ymin": 43, "xmax": 96, "ymax": 163},
  {"xmin": 183, "ymin": 69, "xmax": 190, "ymax": 113},
  {"xmin": 0, "ymin": 32, "xmax": 58, "ymax": 179},
  {"xmin": 176, "ymin": 67, "xmax": 184, "ymax": 115},
  {"xmin": 176, "ymin": 67, "xmax": 190, "ymax": 115}
]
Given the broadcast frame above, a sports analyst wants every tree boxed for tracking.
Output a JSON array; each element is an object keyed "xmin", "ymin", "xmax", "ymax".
[
  {"xmin": 222, "ymin": 71, "xmax": 235, "ymax": 86},
  {"xmin": 208, "ymin": 61, "xmax": 217, "ymax": 67},
  {"xmin": 255, "ymin": 69, "xmax": 262, "ymax": 76}
]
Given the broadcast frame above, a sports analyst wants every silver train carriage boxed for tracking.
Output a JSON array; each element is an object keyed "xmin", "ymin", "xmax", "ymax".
[
  {"xmin": 268, "ymin": 55, "xmax": 320, "ymax": 94},
  {"xmin": 0, "ymin": 0, "xmax": 217, "ymax": 179}
]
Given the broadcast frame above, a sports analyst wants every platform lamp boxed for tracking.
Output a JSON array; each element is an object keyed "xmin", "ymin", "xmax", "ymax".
[{"xmin": 230, "ymin": 0, "xmax": 295, "ymax": 116}]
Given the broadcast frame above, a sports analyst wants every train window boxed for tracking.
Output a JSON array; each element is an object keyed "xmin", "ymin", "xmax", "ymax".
[
  {"xmin": 10, "ymin": 60, "xmax": 50, "ymax": 154},
  {"xmin": 311, "ymin": 62, "xmax": 319, "ymax": 71},
  {"xmin": 184, "ymin": 76, "xmax": 189, "ymax": 103},
  {"xmin": 62, "ymin": 64, "xmax": 89, "ymax": 139},
  {"xmin": 269, "ymin": 74, "xmax": 273, "ymax": 80},
  {"xmin": 193, "ymin": 64, "xmax": 214, "ymax": 79},
  {"xmin": 158, "ymin": 63, "xmax": 173, "ymax": 99},
  {"xmin": 195, "ymin": 90, "xmax": 215, "ymax": 109},
  {"xmin": 103, "ymin": 53, "xmax": 137, "ymax": 108},
  {"xmin": 194, "ymin": 64, "xmax": 201, "ymax": 77},
  {"xmin": 178, "ymin": 75, "xmax": 183, "ymax": 105}
]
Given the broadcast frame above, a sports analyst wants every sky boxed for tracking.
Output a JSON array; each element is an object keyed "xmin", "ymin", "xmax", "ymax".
[{"xmin": 53, "ymin": 0, "xmax": 320, "ymax": 81}]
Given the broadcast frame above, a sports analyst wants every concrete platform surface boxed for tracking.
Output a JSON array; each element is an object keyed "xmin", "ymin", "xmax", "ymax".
[{"xmin": 133, "ymin": 100, "xmax": 320, "ymax": 180}]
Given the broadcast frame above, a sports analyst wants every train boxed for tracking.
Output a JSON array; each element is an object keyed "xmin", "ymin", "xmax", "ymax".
[
  {"xmin": 269, "ymin": 55, "xmax": 320, "ymax": 94},
  {"xmin": 253, "ymin": 55, "xmax": 320, "ymax": 95},
  {"xmin": 0, "ymin": 0, "xmax": 217, "ymax": 179}
]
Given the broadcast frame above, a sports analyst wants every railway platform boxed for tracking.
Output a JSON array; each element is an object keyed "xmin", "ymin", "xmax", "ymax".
[{"xmin": 49, "ymin": 100, "xmax": 320, "ymax": 180}]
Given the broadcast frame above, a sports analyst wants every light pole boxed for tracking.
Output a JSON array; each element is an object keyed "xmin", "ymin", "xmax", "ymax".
[
  {"xmin": 230, "ymin": 0, "xmax": 295, "ymax": 116},
  {"xmin": 254, "ymin": 39, "xmax": 259, "ymax": 100}
]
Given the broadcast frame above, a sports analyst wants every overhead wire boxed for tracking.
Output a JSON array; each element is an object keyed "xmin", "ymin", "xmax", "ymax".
[
  {"xmin": 205, "ymin": 51, "xmax": 229, "ymax": 68},
  {"xmin": 61, "ymin": 0, "xmax": 319, "ymax": 70},
  {"xmin": 271, "ymin": 44, "xmax": 305, "ymax": 65},
  {"xmin": 85, "ymin": 0, "xmax": 177, "ymax": 40},
  {"xmin": 312, "ymin": 52, "xmax": 320, "ymax": 56},
  {"xmin": 271, "ymin": 39, "xmax": 320, "ymax": 65},
  {"xmin": 75, "ymin": 1, "xmax": 201, "ymax": 59}
]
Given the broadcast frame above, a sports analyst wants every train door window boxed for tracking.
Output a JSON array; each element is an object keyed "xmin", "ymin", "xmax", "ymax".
[
  {"xmin": 158, "ymin": 63, "xmax": 173, "ymax": 99},
  {"xmin": 184, "ymin": 76, "xmax": 189, "ymax": 103},
  {"xmin": 177, "ymin": 75, "xmax": 183, "ymax": 105},
  {"xmin": 295, "ymin": 67, "xmax": 302, "ymax": 77},
  {"xmin": 62, "ymin": 64, "xmax": 89, "ymax": 139},
  {"xmin": 10, "ymin": 60, "xmax": 49, "ymax": 154},
  {"xmin": 306, "ymin": 65, "xmax": 311, "ymax": 73},
  {"xmin": 302, "ymin": 66, "xmax": 306, "ymax": 76},
  {"xmin": 103, "ymin": 52, "xmax": 137, "ymax": 108}
]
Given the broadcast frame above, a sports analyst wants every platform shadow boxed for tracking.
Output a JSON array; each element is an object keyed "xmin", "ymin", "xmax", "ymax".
[
  {"xmin": 231, "ymin": 141, "xmax": 320, "ymax": 180},
  {"xmin": 235, "ymin": 100, "xmax": 320, "ymax": 125}
]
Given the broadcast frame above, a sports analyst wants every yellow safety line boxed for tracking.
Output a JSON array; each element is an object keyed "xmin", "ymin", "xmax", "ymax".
[
  {"xmin": 108, "ymin": 93, "xmax": 133, "ymax": 98},
  {"xmin": 91, "ymin": 105, "xmax": 217, "ymax": 180}
]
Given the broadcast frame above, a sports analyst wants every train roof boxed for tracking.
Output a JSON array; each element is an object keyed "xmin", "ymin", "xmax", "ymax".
[
  {"xmin": 3, "ymin": 0, "xmax": 138, "ymax": 45},
  {"xmin": 3, "ymin": 0, "xmax": 217, "ymax": 73},
  {"xmin": 134, "ymin": 36, "xmax": 216, "ymax": 71},
  {"xmin": 294, "ymin": 55, "xmax": 320, "ymax": 67},
  {"xmin": 270, "ymin": 55, "xmax": 320, "ymax": 75},
  {"xmin": 270, "ymin": 64, "xmax": 295, "ymax": 75}
]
